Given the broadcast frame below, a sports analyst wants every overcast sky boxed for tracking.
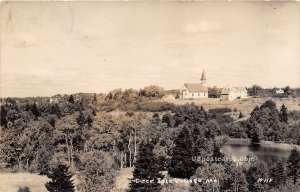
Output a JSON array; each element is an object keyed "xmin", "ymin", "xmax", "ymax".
[{"xmin": 1, "ymin": 1, "xmax": 299, "ymax": 97}]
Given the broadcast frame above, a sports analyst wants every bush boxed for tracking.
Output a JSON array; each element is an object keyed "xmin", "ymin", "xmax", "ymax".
[
  {"xmin": 208, "ymin": 108, "xmax": 232, "ymax": 114},
  {"xmin": 18, "ymin": 186, "xmax": 31, "ymax": 192},
  {"xmin": 139, "ymin": 102, "xmax": 176, "ymax": 112}
]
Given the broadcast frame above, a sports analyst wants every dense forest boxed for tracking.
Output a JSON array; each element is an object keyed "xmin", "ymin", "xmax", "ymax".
[{"xmin": 0, "ymin": 85, "xmax": 300, "ymax": 192}]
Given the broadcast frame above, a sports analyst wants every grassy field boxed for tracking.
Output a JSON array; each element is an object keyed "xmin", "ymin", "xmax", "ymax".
[
  {"xmin": 112, "ymin": 167, "xmax": 133, "ymax": 192},
  {"xmin": 0, "ymin": 172, "xmax": 49, "ymax": 192},
  {"xmin": 162, "ymin": 97, "xmax": 300, "ymax": 120}
]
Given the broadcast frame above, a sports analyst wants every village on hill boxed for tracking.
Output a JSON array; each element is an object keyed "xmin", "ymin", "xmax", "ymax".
[{"xmin": 181, "ymin": 70, "xmax": 248, "ymax": 100}]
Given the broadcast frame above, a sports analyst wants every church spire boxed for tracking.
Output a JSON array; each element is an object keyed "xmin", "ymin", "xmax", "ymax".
[{"xmin": 201, "ymin": 70, "xmax": 207, "ymax": 84}]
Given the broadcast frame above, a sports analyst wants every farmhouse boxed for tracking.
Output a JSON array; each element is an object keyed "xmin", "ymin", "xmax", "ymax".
[
  {"xmin": 181, "ymin": 70, "xmax": 208, "ymax": 99},
  {"xmin": 221, "ymin": 87, "xmax": 247, "ymax": 100}
]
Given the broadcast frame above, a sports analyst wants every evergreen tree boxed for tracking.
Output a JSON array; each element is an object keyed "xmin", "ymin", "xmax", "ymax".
[
  {"xmin": 279, "ymin": 104, "xmax": 288, "ymax": 124},
  {"xmin": 86, "ymin": 115, "xmax": 93, "ymax": 127},
  {"xmin": 212, "ymin": 144, "xmax": 225, "ymax": 164},
  {"xmin": 31, "ymin": 102, "xmax": 41, "ymax": 118},
  {"xmin": 269, "ymin": 161, "xmax": 287, "ymax": 187},
  {"xmin": 168, "ymin": 126, "xmax": 197, "ymax": 178},
  {"xmin": 238, "ymin": 112, "xmax": 244, "ymax": 119},
  {"xmin": 93, "ymin": 93, "xmax": 97, "ymax": 103},
  {"xmin": 68, "ymin": 95, "xmax": 75, "ymax": 104},
  {"xmin": 286, "ymin": 148, "xmax": 300, "ymax": 184},
  {"xmin": 77, "ymin": 110, "xmax": 85, "ymax": 126},
  {"xmin": 246, "ymin": 161, "xmax": 270, "ymax": 192},
  {"xmin": 50, "ymin": 104, "xmax": 61, "ymax": 117},
  {"xmin": 45, "ymin": 164, "xmax": 75, "ymax": 192},
  {"xmin": 162, "ymin": 112, "xmax": 175, "ymax": 128},
  {"xmin": 129, "ymin": 141, "xmax": 162, "ymax": 192},
  {"xmin": 0, "ymin": 105, "xmax": 7, "ymax": 127},
  {"xmin": 212, "ymin": 112, "xmax": 217, "ymax": 119}
]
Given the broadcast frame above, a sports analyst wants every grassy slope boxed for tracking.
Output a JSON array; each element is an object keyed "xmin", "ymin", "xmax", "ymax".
[
  {"xmin": 162, "ymin": 97, "xmax": 300, "ymax": 120},
  {"xmin": 112, "ymin": 167, "xmax": 133, "ymax": 192},
  {"xmin": 0, "ymin": 173, "xmax": 49, "ymax": 192}
]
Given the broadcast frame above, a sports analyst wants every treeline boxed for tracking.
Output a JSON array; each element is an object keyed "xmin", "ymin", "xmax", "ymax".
[
  {"xmin": 225, "ymin": 100, "xmax": 300, "ymax": 145},
  {"xmin": 99, "ymin": 85, "xmax": 179, "ymax": 112},
  {"xmin": 247, "ymin": 85, "xmax": 300, "ymax": 98}
]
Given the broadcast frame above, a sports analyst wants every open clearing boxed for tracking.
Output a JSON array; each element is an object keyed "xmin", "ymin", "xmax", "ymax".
[
  {"xmin": 112, "ymin": 167, "xmax": 133, "ymax": 192},
  {"xmin": 162, "ymin": 97, "xmax": 300, "ymax": 119},
  {"xmin": 0, "ymin": 172, "xmax": 49, "ymax": 192}
]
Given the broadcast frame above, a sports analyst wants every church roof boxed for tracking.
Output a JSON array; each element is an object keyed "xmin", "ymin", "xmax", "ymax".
[
  {"xmin": 201, "ymin": 70, "xmax": 207, "ymax": 81},
  {"xmin": 184, "ymin": 83, "xmax": 208, "ymax": 92}
]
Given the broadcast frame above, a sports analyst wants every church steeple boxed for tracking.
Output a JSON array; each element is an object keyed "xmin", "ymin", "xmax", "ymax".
[{"xmin": 200, "ymin": 70, "xmax": 207, "ymax": 84}]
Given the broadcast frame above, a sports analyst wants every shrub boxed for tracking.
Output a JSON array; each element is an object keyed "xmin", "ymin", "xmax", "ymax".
[
  {"xmin": 18, "ymin": 186, "xmax": 31, "ymax": 192},
  {"xmin": 208, "ymin": 108, "xmax": 232, "ymax": 114}
]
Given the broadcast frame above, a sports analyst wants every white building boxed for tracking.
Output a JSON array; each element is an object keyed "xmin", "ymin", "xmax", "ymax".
[
  {"xmin": 221, "ymin": 87, "xmax": 247, "ymax": 100},
  {"xmin": 181, "ymin": 70, "xmax": 208, "ymax": 99},
  {"xmin": 276, "ymin": 89, "xmax": 284, "ymax": 94}
]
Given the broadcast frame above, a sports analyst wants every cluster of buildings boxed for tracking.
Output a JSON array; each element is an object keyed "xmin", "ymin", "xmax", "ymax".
[{"xmin": 181, "ymin": 70, "xmax": 248, "ymax": 100}]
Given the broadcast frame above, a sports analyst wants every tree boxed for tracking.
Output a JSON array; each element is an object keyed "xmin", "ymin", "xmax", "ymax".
[
  {"xmin": 0, "ymin": 105, "xmax": 8, "ymax": 127},
  {"xmin": 212, "ymin": 144, "xmax": 224, "ymax": 164},
  {"xmin": 173, "ymin": 103, "xmax": 207, "ymax": 126},
  {"xmin": 246, "ymin": 161, "xmax": 270, "ymax": 192},
  {"xmin": 31, "ymin": 102, "xmax": 41, "ymax": 118},
  {"xmin": 269, "ymin": 161, "xmax": 287, "ymax": 187},
  {"xmin": 45, "ymin": 164, "xmax": 75, "ymax": 192},
  {"xmin": 162, "ymin": 112, "xmax": 175, "ymax": 127},
  {"xmin": 50, "ymin": 104, "xmax": 61, "ymax": 117},
  {"xmin": 238, "ymin": 112, "xmax": 244, "ymax": 119},
  {"xmin": 267, "ymin": 180, "xmax": 300, "ymax": 192},
  {"xmin": 78, "ymin": 151, "xmax": 117, "ymax": 192},
  {"xmin": 286, "ymin": 148, "xmax": 300, "ymax": 184},
  {"xmin": 190, "ymin": 163, "xmax": 226, "ymax": 192},
  {"xmin": 208, "ymin": 86, "xmax": 221, "ymax": 98},
  {"xmin": 246, "ymin": 100, "xmax": 284, "ymax": 142},
  {"xmin": 68, "ymin": 95, "xmax": 75, "ymax": 104},
  {"xmin": 129, "ymin": 141, "xmax": 162, "ymax": 192},
  {"xmin": 138, "ymin": 85, "xmax": 165, "ymax": 98},
  {"xmin": 205, "ymin": 120, "xmax": 221, "ymax": 139},
  {"xmin": 279, "ymin": 104, "xmax": 288, "ymax": 124},
  {"xmin": 54, "ymin": 115, "xmax": 81, "ymax": 168},
  {"xmin": 248, "ymin": 85, "xmax": 262, "ymax": 97},
  {"xmin": 77, "ymin": 110, "xmax": 86, "ymax": 126},
  {"xmin": 168, "ymin": 126, "xmax": 197, "ymax": 178},
  {"xmin": 284, "ymin": 86, "xmax": 291, "ymax": 96},
  {"xmin": 222, "ymin": 163, "xmax": 248, "ymax": 192}
]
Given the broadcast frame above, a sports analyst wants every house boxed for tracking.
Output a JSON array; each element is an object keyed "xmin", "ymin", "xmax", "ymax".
[
  {"xmin": 235, "ymin": 87, "xmax": 248, "ymax": 99},
  {"xmin": 276, "ymin": 89, "xmax": 284, "ymax": 94},
  {"xmin": 49, "ymin": 94, "xmax": 62, "ymax": 104},
  {"xmin": 181, "ymin": 70, "xmax": 208, "ymax": 99},
  {"xmin": 221, "ymin": 87, "xmax": 247, "ymax": 100}
]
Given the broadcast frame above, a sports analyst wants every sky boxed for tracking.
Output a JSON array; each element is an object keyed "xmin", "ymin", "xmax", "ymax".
[{"xmin": 1, "ymin": 1, "xmax": 300, "ymax": 97}]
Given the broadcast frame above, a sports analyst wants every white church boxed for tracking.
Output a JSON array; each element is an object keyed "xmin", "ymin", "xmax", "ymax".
[{"xmin": 181, "ymin": 70, "xmax": 208, "ymax": 99}]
